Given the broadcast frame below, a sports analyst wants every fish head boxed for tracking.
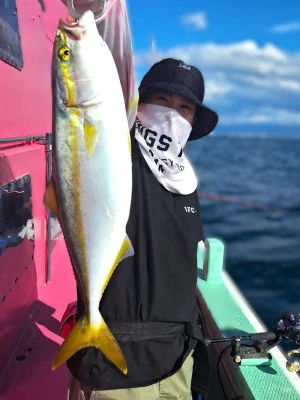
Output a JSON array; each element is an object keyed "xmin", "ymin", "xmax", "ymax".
[{"xmin": 53, "ymin": 10, "xmax": 105, "ymax": 107}]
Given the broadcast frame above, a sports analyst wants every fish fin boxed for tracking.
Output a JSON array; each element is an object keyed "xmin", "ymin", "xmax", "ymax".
[
  {"xmin": 119, "ymin": 234, "xmax": 134, "ymax": 262},
  {"xmin": 126, "ymin": 130, "xmax": 131, "ymax": 154},
  {"xmin": 101, "ymin": 235, "xmax": 134, "ymax": 294},
  {"xmin": 52, "ymin": 315, "xmax": 127, "ymax": 374},
  {"xmin": 83, "ymin": 117, "xmax": 98, "ymax": 156},
  {"xmin": 43, "ymin": 178, "xmax": 61, "ymax": 221}
]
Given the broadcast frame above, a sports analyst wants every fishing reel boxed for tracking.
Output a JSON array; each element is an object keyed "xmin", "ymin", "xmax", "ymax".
[
  {"xmin": 277, "ymin": 313, "xmax": 300, "ymax": 373},
  {"xmin": 204, "ymin": 313, "xmax": 300, "ymax": 373}
]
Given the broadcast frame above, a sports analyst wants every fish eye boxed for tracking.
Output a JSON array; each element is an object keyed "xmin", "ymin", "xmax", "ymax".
[{"xmin": 59, "ymin": 45, "xmax": 71, "ymax": 61}]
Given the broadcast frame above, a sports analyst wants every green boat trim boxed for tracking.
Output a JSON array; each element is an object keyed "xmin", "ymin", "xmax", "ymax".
[{"xmin": 197, "ymin": 238, "xmax": 300, "ymax": 400}]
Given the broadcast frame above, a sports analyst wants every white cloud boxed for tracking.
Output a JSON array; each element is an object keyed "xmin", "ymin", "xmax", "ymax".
[
  {"xmin": 204, "ymin": 79, "xmax": 234, "ymax": 101},
  {"xmin": 222, "ymin": 108, "xmax": 300, "ymax": 126},
  {"xmin": 181, "ymin": 11, "xmax": 208, "ymax": 30},
  {"xmin": 270, "ymin": 20, "xmax": 300, "ymax": 33},
  {"xmin": 134, "ymin": 40, "xmax": 300, "ymax": 133}
]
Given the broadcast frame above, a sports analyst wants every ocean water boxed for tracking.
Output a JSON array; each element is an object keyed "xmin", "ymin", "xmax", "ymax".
[{"xmin": 186, "ymin": 136, "xmax": 300, "ymax": 347}]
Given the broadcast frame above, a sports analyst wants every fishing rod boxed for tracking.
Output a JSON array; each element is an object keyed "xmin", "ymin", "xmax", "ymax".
[
  {"xmin": 198, "ymin": 192, "xmax": 277, "ymax": 211},
  {"xmin": 204, "ymin": 313, "xmax": 300, "ymax": 372},
  {"xmin": 198, "ymin": 192, "xmax": 299, "ymax": 214}
]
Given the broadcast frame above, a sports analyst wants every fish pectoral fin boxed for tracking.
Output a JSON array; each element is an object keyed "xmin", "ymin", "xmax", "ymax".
[
  {"xmin": 52, "ymin": 315, "xmax": 127, "ymax": 375},
  {"xmin": 43, "ymin": 178, "xmax": 61, "ymax": 222}
]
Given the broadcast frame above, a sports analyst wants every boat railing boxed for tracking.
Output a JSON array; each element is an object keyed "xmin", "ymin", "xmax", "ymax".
[{"xmin": 196, "ymin": 238, "xmax": 300, "ymax": 399}]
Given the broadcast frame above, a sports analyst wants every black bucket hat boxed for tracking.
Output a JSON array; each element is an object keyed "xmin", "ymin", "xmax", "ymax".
[{"xmin": 139, "ymin": 58, "xmax": 218, "ymax": 140}]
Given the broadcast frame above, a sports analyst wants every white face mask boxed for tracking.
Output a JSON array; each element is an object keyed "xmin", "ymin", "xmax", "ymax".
[{"xmin": 135, "ymin": 103, "xmax": 198, "ymax": 195}]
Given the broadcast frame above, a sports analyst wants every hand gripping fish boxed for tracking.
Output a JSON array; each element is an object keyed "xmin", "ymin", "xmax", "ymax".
[{"xmin": 44, "ymin": 10, "xmax": 133, "ymax": 374}]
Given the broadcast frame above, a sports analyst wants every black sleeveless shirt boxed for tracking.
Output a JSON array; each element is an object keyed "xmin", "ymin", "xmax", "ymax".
[{"xmin": 67, "ymin": 132, "xmax": 204, "ymax": 389}]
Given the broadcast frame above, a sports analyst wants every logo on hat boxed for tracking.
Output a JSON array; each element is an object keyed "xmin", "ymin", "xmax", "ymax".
[{"xmin": 178, "ymin": 61, "xmax": 191, "ymax": 71}]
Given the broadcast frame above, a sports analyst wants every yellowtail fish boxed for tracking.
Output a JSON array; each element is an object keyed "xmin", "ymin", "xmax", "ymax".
[{"xmin": 44, "ymin": 10, "xmax": 133, "ymax": 374}]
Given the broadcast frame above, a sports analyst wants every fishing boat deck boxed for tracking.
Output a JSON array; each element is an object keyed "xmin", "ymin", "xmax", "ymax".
[
  {"xmin": 1, "ymin": 233, "xmax": 300, "ymax": 400},
  {"xmin": 0, "ymin": 237, "xmax": 76, "ymax": 400}
]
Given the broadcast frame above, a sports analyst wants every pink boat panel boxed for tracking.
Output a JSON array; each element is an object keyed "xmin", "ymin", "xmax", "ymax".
[
  {"xmin": 0, "ymin": 237, "xmax": 76, "ymax": 400},
  {"xmin": 0, "ymin": 143, "xmax": 76, "ymax": 398},
  {"xmin": 0, "ymin": 0, "xmax": 136, "ymax": 397},
  {"xmin": 0, "ymin": 0, "xmax": 75, "ymax": 398}
]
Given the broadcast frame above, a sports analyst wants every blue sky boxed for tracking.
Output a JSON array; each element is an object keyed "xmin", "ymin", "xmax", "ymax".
[{"xmin": 127, "ymin": 0, "xmax": 300, "ymax": 136}]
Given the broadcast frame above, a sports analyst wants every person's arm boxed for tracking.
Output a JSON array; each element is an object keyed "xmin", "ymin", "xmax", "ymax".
[
  {"xmin": 61, "ymin": 0, "xmax": 138, "ymax": 129},
  {"xmin": 96, "ymin": 0, "xmax": 138, "ymax": 129}
]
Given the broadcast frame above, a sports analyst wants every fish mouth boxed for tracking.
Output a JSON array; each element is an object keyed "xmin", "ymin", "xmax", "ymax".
[{"xmin": 58, "ymin": 18, "xmax": 86, "ymax": 40}]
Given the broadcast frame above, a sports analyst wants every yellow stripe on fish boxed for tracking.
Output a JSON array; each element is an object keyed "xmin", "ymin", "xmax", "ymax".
[
  {"xmin": 57, "ymin": 29, "xmax": 91, "ymax": 287},
  {"xmin": 69, "ymin": 108, "xmax": 90, "ymax": 290}
]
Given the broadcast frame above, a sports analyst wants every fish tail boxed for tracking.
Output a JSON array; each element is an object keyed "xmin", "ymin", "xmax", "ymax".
[{"xmin": 52, "ymin": 315, "xmax": 127, "ymax": 374}]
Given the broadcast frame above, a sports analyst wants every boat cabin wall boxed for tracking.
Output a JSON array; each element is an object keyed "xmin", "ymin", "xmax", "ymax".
[
  {"xmin": 0, "ymin": 0, "xmax": 68, "ymax": 139},
  {"xmin": 0, "ymin": 0, "xmax": 68, "ymax": 380}
]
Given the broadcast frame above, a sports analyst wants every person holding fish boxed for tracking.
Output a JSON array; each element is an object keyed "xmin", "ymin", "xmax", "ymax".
[{"xmin": 49, "ymin": 1, "xmax": 218, "ymax": 399}]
